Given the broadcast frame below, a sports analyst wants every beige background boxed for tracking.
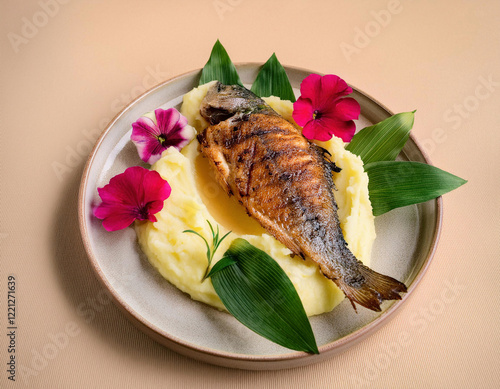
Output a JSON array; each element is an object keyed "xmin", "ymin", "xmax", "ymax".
[{"xmin": 1, "ymin": 0, "xmax": 499, "ymax": 388}]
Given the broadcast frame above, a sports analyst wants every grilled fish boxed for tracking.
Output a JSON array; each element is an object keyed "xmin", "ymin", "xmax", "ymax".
[{"xmin": 197, "ymin": 82, "xmax": 406, "ymax": 312}]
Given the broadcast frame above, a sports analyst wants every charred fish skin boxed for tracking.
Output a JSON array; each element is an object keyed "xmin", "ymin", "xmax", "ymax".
[{"xmin": 198, "ymin": 82, "xmax": 407, "ymax": 312}]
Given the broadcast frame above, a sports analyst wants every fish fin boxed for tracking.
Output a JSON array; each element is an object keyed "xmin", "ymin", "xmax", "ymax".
[
  {"xmin": 197, "ymin": 130, "xmax": 233, "ymax": 196},
  {"xmin": 277, "ymin": 235, "xmax": 304, "ymax": 258},
  {"xmin": 213, "ymin": 170, "xmax": 233, "ymax": 197},
  {"xmin": 313, "ymin": 144, "xmax": 342, "ymax": 173},
  {"xmin": 335, "ymin": 264, "xmax": 407, "ymax": 312},
  {"xmin": 247, "ymin": 204, "xmax": 304, "ymax": 258}
]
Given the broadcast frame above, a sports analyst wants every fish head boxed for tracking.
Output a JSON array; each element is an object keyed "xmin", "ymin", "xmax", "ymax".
[{"xmin": 200, "ymin": 82, "xmax": 274, "ymax": 125}]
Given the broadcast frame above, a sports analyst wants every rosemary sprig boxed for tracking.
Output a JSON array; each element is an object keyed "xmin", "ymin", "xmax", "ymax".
[{"xmin": 183, "ymin": 220, "xmax": 231, "ymax": 281}]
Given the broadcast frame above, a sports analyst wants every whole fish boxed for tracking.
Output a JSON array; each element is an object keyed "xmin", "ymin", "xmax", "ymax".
[{"xmin": 198, "ymin": 82, "xmax": 406, "ymax": 312}]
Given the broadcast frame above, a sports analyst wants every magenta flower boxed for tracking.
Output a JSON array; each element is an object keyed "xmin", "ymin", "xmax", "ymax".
[
  {"xmin": 131, "ymin": 108, "xmax": 194, "ymax": 164},
  {"xmin": 292, "ymin": 74, "xmax": 361, "ymax": 142},
  {"xmin": 93, "ymin": 166, "xmax": 171, "ymax": 231}
]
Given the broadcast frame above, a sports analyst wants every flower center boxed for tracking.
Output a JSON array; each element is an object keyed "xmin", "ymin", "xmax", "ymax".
[
  {"xmin": 312, "ymin": 110, "xmax": 322, "ymax": 120},
  {"xmin": 135, "ymin": 204, "xmax": 150, "ymax": 220},
  {"xmin": 157, "ymin": 134, "xmax": 167, "ymax": 146}
]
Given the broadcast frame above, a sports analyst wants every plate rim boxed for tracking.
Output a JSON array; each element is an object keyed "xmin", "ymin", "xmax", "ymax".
[{"xmin": 78, "ymin": 63, "xmax": 443, "ymax": 369}]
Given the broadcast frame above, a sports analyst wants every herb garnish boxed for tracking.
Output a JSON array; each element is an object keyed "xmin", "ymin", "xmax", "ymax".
[{"xmin": 183, "ymin": 220, "xmax": 231, "ymax": 281}]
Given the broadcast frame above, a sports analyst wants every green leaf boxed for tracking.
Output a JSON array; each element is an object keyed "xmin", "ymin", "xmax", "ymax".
[
  {"xmin": 250, "ymin": 53, "xmax": 296, "ymax": 102},
  {"xmin": 199, "ymin": 39, "xmax": 243, "ymax": 86},
  {"xmin": 365, "ymin": 161, "xmax": 467, "ymax": 216},
  {"xmin": 206, "ymin": 255, "xmax": 237, "ymax": 277},
  {"xmin": 346, "ymin": 111, "xmax": 415, "ymax": 164},
  {"xmin": 209, "ymin": 238, "xmax": 318, "ymax": 354}
]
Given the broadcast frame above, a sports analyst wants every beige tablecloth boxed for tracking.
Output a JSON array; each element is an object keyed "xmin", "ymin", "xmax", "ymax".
[{"xmin": 1, "ymin": 0, "xmax": 499, "ymax": 387}]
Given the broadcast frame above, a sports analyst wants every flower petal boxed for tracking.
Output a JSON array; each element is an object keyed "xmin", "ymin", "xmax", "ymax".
[
  {"xmin": 126, "ymin": 166, "xmax": 148, "ymax": 207},
  {"xmin": 320, "ymin": 74, "xmax": 353, "ymax": 102},
  {"xmin": 132, "ymin": 108, "xmax": 193, "ymax": 164},
  {"xmin": 94, "ymin": 201, "xmax": 128, "ymax": 219},
  {"xmin": 163, "ymin": 124, "xmax": 195, "ymax": 151},
  {"xmin": 96, "ymin": 168, "xmax": 143, "ymax": 207},
  {"xmin": 300, "ymin": 121, "xmax": 316, "ymax": 140},
  {"xmin": 101, "ymin": 210, "xmax": 137, "ymax": 231},
  {"xmin": 299, "ymin": 74, "xmax": 322, "ymax": 105},
  {"xmin": 142, "ymin": 170, "xmax": 171, "ymax": 204},
  {"xmin": 145, "ymin": 200, "xmax": 165, "ymax": 219},
  {"xmin": 131, "ymin": 116, "xmax": 160, "ymax": 139},
  {"xmin": 132, "ymin": 137, "xmax": 164, "ymax": 165},
  {"xmin": 131, "ymin": 116, "xmax": 164, "ymax": 164},
  {"xmin": 157, "ymin": 108, "xmax": 191, "ymax": 147},
  {"xmin": 155, "ymin": 108, "xmax": 180, "ymax": 134},
  {"xmin": 93, "ymin": 166, "xmax": 171, "ymax": 231},
  {"xmin": 301, "ymin": 120, "xmax": 332, "ymax": 142},
  {"xmin": 147, "ymin": 213, "xmax": 158, "ymax": 223},
  {"xmin": 294, "ymin": 73, "xmax": 359, "ymax": 142},
  {"xmin": 334, "ymin": 97, "xmax": 360, "ymax": 121},
  {"xmin": 320, "ymin": 117, "xmax": 357, "ymax": 142},
  {"xmin": 292, "ymin": 97, "xmax": 315, "ymax": 127},
  {"xmin": 323, "ymin": 97, "xmax": 360, "ymax": 122}
]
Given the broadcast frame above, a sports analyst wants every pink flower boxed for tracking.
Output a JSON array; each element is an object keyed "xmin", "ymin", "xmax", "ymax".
[
  {"xmin": 93, "ymin": 166, "xmax": 171, "ymax": 231},
  {"xmin": 131, "ymin": 108, "xmax": 194, "ymax": 164},
  {"xmin": 292, "ymin": 74, "xmax": 360, "ymax": 142}
]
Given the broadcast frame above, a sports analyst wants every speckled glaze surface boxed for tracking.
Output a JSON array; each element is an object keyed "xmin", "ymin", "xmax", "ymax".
[{"xmin": 78, "ymin": 64, "xmax": 442, "ymax": 370}]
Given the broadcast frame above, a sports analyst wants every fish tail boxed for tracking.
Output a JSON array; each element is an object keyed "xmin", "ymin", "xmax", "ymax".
[{"xmin": 335, "ymin": 264, "xmax": 407, "ymax": 312}]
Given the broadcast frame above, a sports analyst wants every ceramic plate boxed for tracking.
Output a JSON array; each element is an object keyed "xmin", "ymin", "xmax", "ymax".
[{"xmin": 78, "ymin": 64, "xmax": 442, "ymax": 370}]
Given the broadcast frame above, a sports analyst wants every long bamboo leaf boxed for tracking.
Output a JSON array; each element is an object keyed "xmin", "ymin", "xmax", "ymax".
[
  {"xmin": 199, "ymin": 39, "xmax": 243, "ymax": 86},
  {"xmin": 347, "ymin": 111, "xmax": 415, "ymax": 164},
  {"xmin": 208, "ymin": 238, "xmax": 318, "ymax": 354},
  {"xmin": 251, "ymin": 53, "xmax": 296, "ymax": 102},
  {"xmin": 365, "ymin": 161, "xmax": 467, "ymax": 216}
]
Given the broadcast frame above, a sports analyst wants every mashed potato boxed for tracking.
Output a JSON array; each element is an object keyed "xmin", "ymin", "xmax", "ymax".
[{"xmin": 135, "ymin": 83, "xmax": 376, "ymax": 316}]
